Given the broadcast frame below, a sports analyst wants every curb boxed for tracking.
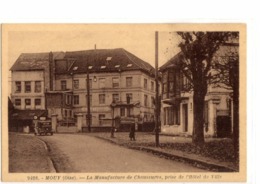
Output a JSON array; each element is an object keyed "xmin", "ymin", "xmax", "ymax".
[
  {"xmin": 93, "ymin": 135, "xmax": 237, "ymax": 172},
  {"xmin": 36, "ymin": 138, "xmax": 57, "ymax": 173},
  {"xmin": 138, "ymin": 147, "xmax": 237, "ymax": 172}
]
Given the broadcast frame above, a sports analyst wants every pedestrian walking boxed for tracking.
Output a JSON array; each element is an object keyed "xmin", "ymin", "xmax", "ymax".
[{"xmin": 129, "ymin": 122, "xmax": 136, "ymax": 141}]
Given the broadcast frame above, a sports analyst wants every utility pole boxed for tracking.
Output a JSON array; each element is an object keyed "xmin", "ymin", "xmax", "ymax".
[
  {"xmin": 155, "ymin": 31, "xmax": 160, "ymax": 147},
  {"xmin": 110, "ymin": 101, "xmax": 116, "ymax": 138},
  {"xmin": 86, "ymin": 60, "xmax": 91, "ymax": 132}
]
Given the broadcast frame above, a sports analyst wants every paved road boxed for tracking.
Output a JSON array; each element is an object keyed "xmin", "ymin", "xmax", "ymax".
[{"xmin": 40, "ymin": 134, "xmax": 205, "ymax": 172}]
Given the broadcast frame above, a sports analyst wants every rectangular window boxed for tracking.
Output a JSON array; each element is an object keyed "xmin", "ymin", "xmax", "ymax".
[
  {"xmin": 99, "ymin": 114, "xmax": 105, "ymax": 125},
  {"xmin": 99, "ymin": 78, "xmax": 106, "ymax": 88},
  {"xmin": 164, "ymin": 108, "xmax": 167, "ymax": 125},
  {"xmin": 163, "ymin": 72, "xmax": 168, "ymax": 83},
  {"xmin": 112, "ymin": 94, "xmax": 119, "ymax": 102},
  {"xmin": 144, "ymin": 78, "xmax": 148, "ymax": 89},
  {"xmin": 99, "ymin": 94, "xmax": 105, "ymax": 104},
  {"xmin": 15, "ymin": 99, "xmax": 21, "ymax": 106},
  {"xmin": 66, "ymin": 94, "xmax": 72, "ymax": 105},
  {"xmin": 120, "ymin": 108, "xmax": 125, "ymax": 116},
  {"xmin": 15, "ymin": 81, "xmax": 21, "ymax": 93},
  {"xmin": 86, "ymin": 79, "xmax": 92, "ymax": 89},
  {"xmin": 35, "ymin": 99, "xmax": 41, "ymax": 106},
  {"xmin": 99, "ymin": 114, "xmax": 105, "ymax": 120},
  {"xmin": 151, "ymin": 96, "xmax": 155, "ymax": 107},
  {"xmin": 126, "ymin": 77, "xmax": 132, "ymax": 87},
  {"xmin": 175, "ymin": 71, "xmax": 182, "ymax": 95},
  {"xmin": 162, "ymin": 72, "xmax": 169, "ymax": 97},
  {"xmin": 168, "ymin": 107, "xmax": 174, "ymax": 125},
  {"xmin": 86, "ymin": 95, "xmax": 92, "ymax": 106},
  {"xmin": 144, "ymin": 95, "xmax": 148, "ymax": 107},
  {"xmin": 151, "ymin": 81, "xmax": 154, "ymax": 91},
  {"xmin": 176, "ymin": 107, "xmax": 180, "ymax": 125},
  {"xmin": 25, "ymin": 99, "xmax": 31, "ymax": 108},
  {"xmin": 169, "ymin": 82, "xmax": 174, "ymax": 92},
  {"xmin": 166, "ymin": 106, "xmax": 180, "ymax": 125},
  {"xmin": 126, "ymin": 93, "xmax": 132, "ymax": 103},
  {"xmin": 73, "ymin": 80, "xmax": 79, "ymax": 89},
  {"xmin": 169, "ymin": 71, "xmax": 175, "ymax": 93},
  {"xmin": 127, "ymin": 107, "xmax": 131, "ymax": 117},
  {"xmin": 163, "ymin": 83, "xmax": 168, "ymax": 94},
  {"xmin": 61, "ymin": 80, "xmax": 67, "ymax": 90},
  {"xmin": 112, "ymin": 77, "xmax": 119, "ymax": 88},
  {"xmin": 65, "ymin": 110, "xmax": 67, "ymax": 117},
  {"xmin": 182, "ymin": 75, "xmax": 191, "ymax": 91},
  {"xmin": 73, "ymin": 95, "xmax": 79, "ymax": 105},
  {"xmin": 35, "ymin": 81, "xmax": 41, "ymax": 93},
  {"xmin": 25, "ymin": 81, "xmax": 31, "ymax": 93}
]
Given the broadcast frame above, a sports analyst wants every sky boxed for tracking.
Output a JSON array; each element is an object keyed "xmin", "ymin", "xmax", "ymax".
[
  {"xmin": 7, "ymin": 28, "xmax": 181, "ymax": 69},
  {"xmin": 6, "ymin": 25, "xmax": 182, "ymax": 95}
]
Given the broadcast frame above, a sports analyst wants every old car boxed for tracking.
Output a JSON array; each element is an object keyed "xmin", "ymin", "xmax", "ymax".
[{"xmin": 34, "ymin": 120, "xmax": 53, "ymax": 136}]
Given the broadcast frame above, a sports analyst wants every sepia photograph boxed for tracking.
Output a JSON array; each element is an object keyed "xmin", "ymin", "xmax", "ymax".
[{"xmin": 1, "ymin": 24, "xmax": 246, "ymax": 182}]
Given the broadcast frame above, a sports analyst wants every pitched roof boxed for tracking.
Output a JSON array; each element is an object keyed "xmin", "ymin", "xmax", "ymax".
[
  {"xmin": 10, "ymin": 52, "xmax": 65, "ymax": 71},
  {"xmin": 10, "ymin": 49, "xmax": 155, "ymax": 75},
  {"xmin": 160, "ymin": 42, "xmax": 239, "ymax": 72},
  {"xmin": 159, "ymin": 52, "xmax": 183, "ymax": 71},
  {"xmin": 56, "ymin": 48, "xmax": 155, "ymax": 75}
]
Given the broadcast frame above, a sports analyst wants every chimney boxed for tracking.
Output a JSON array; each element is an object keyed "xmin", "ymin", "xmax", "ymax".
[{"xmin": 49, "ymin": 52, "xmax": 54, "ymax": 91}]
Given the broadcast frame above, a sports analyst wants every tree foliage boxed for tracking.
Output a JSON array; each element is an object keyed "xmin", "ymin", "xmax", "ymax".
[
  {"xmin": 210, "ymin": 43, "xmax": 239, "ymax": 89},
  {"xmin": 176, "ymin": 31, "xmax": 239, "ymax": 145},
  {"xmin": 177, "ymin": 32, "xmax": 238, "ymax": 86}
]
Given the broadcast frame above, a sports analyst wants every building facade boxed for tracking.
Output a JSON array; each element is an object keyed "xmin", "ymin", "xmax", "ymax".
[
  {"xmin": 10, "ymin": 48, "xmax": 157, "ymax": 130},
  {"xmin": 10, "ymin": 52, "xmax": 65, "ymax": 110},
  {"xmin": 52, "ymin": 48, "xmax": 157, "ymax": 127},
  {"xmin": 9, "ymin": 52, "xmax": 65, "ymax": 131},
  {"xmin": 159, "ymin": 45, "xmax": 236, "ymax": 138}
]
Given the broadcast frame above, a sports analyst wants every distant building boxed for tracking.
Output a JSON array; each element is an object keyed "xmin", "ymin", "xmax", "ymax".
[
  {"xmin": 9, "ymin": 48, "xmax": 157, "ymax": 130},
  {"xmin": 9, "ymin": 52, "xmax": 65, "ymax": 131},
  {"xmin": 52, "ymin": 48, "xmax": 156, "ymax": 127},
  {"xmin": 10, "ymin": 52, "xmax": 65, "ymax": 110},
  {"xmin": 159, "ymin": 44, "xmax": 237, "ymax": 137}
]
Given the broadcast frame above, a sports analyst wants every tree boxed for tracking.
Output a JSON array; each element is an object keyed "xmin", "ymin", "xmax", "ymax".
[
  {"xmin": 210, "ymin": 43, "xmax": 239, "ymax": 159},
  {"xmin": 176, "ymin": 32, "xmax": 238, "ymax": 145}
]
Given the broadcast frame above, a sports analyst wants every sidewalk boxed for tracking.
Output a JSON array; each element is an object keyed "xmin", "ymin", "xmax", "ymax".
[
  {"xmin": 9, "ymin": 133, "xmax": 55, "ymax": 173},
  {"xmin": 90, "ymin": 132, "xmax": 238, "ymax": 172}
]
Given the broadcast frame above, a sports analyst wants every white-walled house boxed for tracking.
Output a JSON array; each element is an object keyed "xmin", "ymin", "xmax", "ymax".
[
  {"xmin": 11, "ymin": 70, "xmax": 45, "ymax": 110},
  {"xmin": 159, "ymin": 45, "xmax": 236, "ymax": 138}
]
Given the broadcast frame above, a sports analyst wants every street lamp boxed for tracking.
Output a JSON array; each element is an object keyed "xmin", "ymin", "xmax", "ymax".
[
  {"xmin": 93, "ymin": 76, "xmax": 97, "ymax": 82},
  {"xmin": 110, "ymin": 100, "xmax": 117, "ymax": 138}
]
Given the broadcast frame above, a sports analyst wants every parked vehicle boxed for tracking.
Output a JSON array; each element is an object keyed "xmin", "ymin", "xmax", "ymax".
[{"xmin": 34, "ymin": 120, "xmax": 53, "ymax": 136}]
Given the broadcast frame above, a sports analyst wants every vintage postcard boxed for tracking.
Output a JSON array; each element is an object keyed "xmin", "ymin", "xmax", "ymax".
[{"xmin": 1, "ymin": 24, "xmax": 246, "ymax": 182}]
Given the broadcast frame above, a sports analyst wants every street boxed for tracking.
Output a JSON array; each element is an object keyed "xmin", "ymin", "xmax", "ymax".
[{"xmin": 39, "ymin": 134, "xmax": 205, "ymax": 172}]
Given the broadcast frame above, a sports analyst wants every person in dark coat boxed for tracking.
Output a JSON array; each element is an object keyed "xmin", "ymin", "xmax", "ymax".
[{"xmin": 129, "ymin": 122, "xmax": 136, "ymax": 141}]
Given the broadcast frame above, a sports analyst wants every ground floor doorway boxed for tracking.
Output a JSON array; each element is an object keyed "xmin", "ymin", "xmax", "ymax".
[
  {"xmin": 182, "ymin": 104, "xmax": 188, "ymax": 132},
  {"xmin": 216, "ymin": 116, "xmax": 232, "ymax": 138}
]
